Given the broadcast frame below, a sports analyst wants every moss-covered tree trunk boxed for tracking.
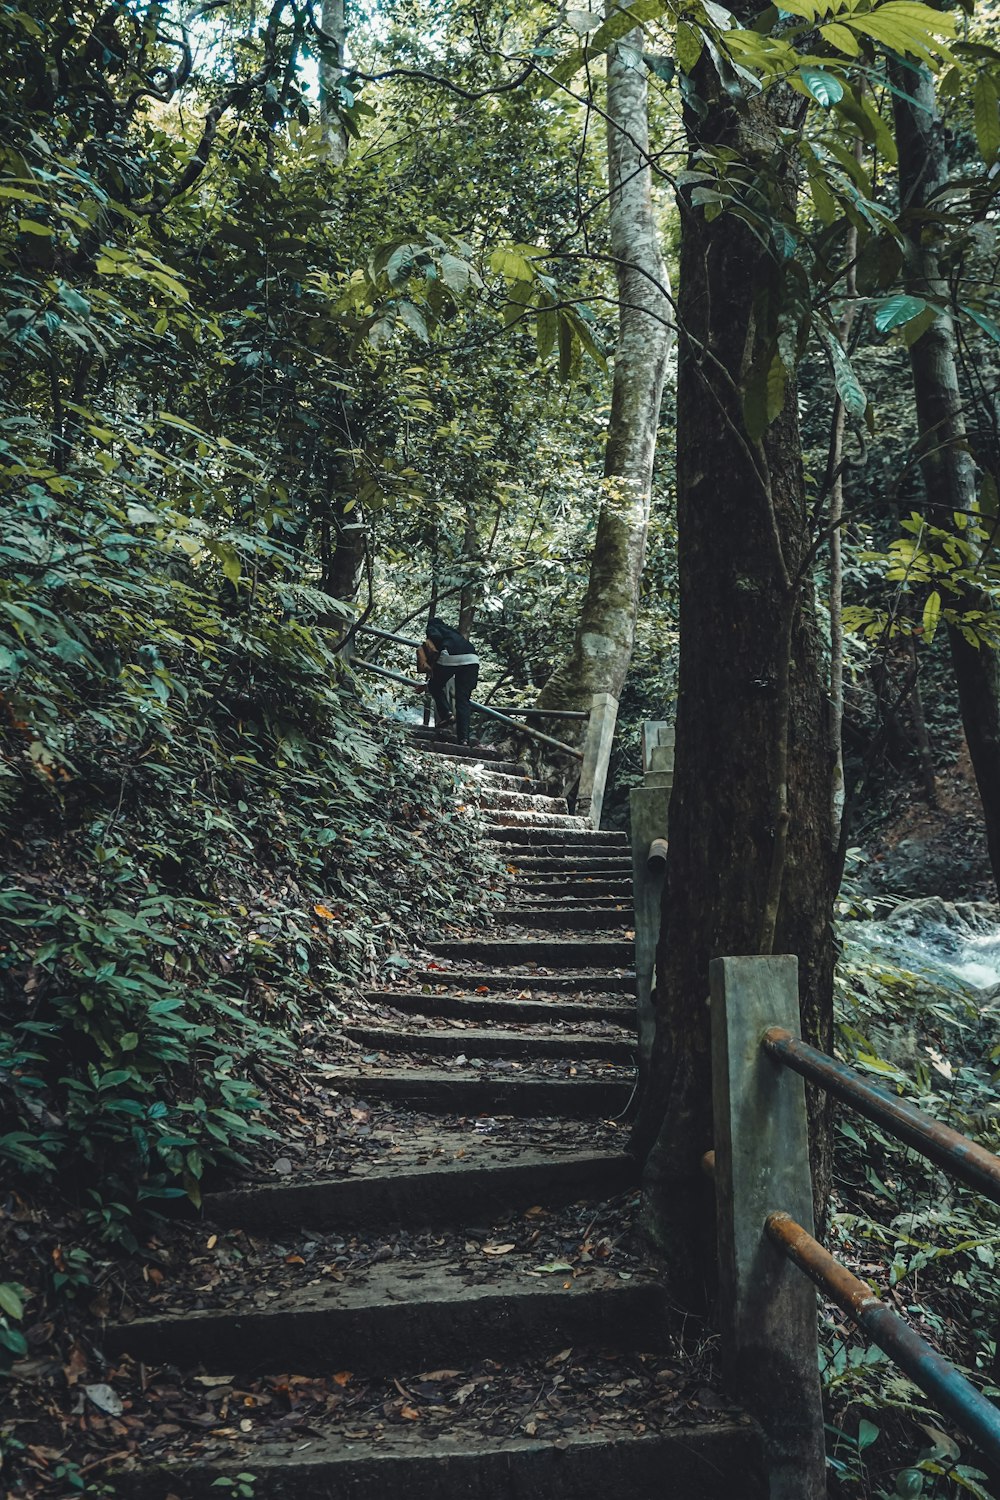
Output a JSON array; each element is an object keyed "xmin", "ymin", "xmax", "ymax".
[
  {"xmin": 892, "ymin": 65, "xmax": 1000, "ymax": 902},
  {"xmin": 536, "ymin": 16, "xmax": 672, "ymax": 731},
  {"xmin": 630, "ymin": 73, "xmax": 837, "ymax": 1310}
]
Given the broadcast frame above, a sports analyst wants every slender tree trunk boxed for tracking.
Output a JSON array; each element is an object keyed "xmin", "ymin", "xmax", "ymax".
[
  {"xmin": 319, "ymin": 0, "xmax": 348, "ymax": 165},
  {"xmin": 828, "ymin": 142, "xmax": 860, "ymax": 847},
  {"xmin": 536, "ymin": 14, "xmax": 673, "ymax": 732},
  {"xmin": 321, "ymin": 477, "xmax": 366, "ymax": 606},
  {"xmin": 892, "ymin": 65, "xmax": 1000, "ymax": 899},
  {"xmin": 631, "ymin": 71, "xmax": 837, "ymax": 1309}
]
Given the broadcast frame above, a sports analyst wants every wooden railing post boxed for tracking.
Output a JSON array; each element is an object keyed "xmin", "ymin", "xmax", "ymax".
[
  {"xmin": 709, "ymin": 955, "xmax": 826, "ymax": 1500},
  {"xmin": 630, "ymin": 722, "xmax": 674, "ymax": 1063},
  {"xmin": 576, "ymin": 691, "xmax": 619, "ymax": 828}
]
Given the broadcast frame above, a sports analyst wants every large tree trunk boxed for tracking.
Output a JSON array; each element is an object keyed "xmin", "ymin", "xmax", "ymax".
[
  {"xmin": 631, "ymin": 71, "xmax": 837, "ymax": 1310},
  {"xmin": 536, "ymin": 14, "xmax": 673, "ymax": 732},
  {"xmin": 892, "ymin": 66, "xmax": 1000, "ymax": 901}
]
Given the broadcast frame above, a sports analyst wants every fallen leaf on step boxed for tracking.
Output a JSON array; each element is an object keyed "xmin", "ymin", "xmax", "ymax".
[
  {"xmin": 482, "ymin": 1243, "xmax": 516, "ymax": 1256},
  {"xmin": 333, "ymin": 1371, "xmax": 353, "ymax": 1386},
  {"xmin": 84, "ymin": 1384, "xmax": 123, "ymax": 1416},
  {"xmin": 534, "ymin": 1261, "xmax": 574, "ymax": 1274}
]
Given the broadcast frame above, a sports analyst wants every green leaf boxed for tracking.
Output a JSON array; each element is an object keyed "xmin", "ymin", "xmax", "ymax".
[
  {"xmin": 873, "ymin": 294, "xmax": 929, "ymax": 333},
  {"xmin": 962, "ymin": 305, "xmax": 1000, "ymax": 344},
  {"xmin": 587, "ymin": 0, "xmax": 669, "ymax": 55},
  {"xmin": 644, "ymin": 51, "xmax": 676, "ymax": 82},
  {"xmin": 857, "ymin": 1418, "xmax": 880, "ymax": 1452},
  {"xmin": 676, "ymin": 20, "xmax": 703, "ymax": 72},
  {"xmin": 974, "ymin": 74, "xmax": 1000, "ymax": 164},
  {"xmin": 766, "ymin": 351, "xmax": 787, "ymax": 423},
  {"xmin": 820, "ymin": 327, "xmax": 867, "ymax": 417},
  {"xmin": 921, "ymin": 589, "xmax": 941, "ymax": 642},
  {"xmin": 0, "ymin": 1284, "xmax": 24, "ymax": 1320},
  {"xmin": 820, "ymin": 22, "xmax": 861, "ymax": 56},
  {"xmin": 799, "ymin": 67, "xmax": 844, "ymax": 108}
]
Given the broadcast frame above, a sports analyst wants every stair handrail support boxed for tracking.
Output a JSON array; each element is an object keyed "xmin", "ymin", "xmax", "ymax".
[
  {"xmin": 709, "ymin": 954, "xmax": 827, "ymax": 1499},
  {"xmin": 576, "ymin": 692, "xmax": 620, "ymax": 829}
]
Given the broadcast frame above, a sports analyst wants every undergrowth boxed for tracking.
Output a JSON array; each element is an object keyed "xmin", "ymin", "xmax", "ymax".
[
  {"xmin": 823, "ymin": 888, "xmax": 1000, "ymax": 1499},
  {"xmin": 0, "ymin": 480, "xmax": 502, "ymax": 1298}
]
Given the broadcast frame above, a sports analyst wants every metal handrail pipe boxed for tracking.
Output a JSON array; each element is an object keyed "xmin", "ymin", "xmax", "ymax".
[
  {"xmin": 355, "ymin": 624, "xmax": 424, "ymax": 649},
  {"xmin": 482, "ymin": 706, "xmax": 590, "ymax": 721},
  {"xmin": 763, "ymin": 1028, "xmax": 1000, "ymax": 1207},
  {"xmin": 468, "ymin": 699, "xmax": 584, "ymax": 761},
  {"xmin": 351, "ymin": 659, "xmax": 584, "ymax": 761},
  {"xmin": 766, "ymin": 1211, "xmax": 1000, "ymax": 1470}
]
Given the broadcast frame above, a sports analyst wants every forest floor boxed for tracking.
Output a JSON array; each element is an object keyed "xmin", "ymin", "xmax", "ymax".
[{"xmin": 860, "ymin": 743, "xmax": 996, "ymax": 903}]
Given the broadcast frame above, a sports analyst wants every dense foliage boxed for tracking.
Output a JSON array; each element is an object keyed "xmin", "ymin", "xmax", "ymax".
[{"xmin": 3, "ymin": 0, "xmax": 1000, "ymax": 1492}]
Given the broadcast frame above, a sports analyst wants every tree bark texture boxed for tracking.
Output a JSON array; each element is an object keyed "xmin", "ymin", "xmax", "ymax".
[
  {"xmin": 536, "ymin": 20, "xmax": 673, "ymax": 736},
  {"xmin": 320, "ymin": 482, "xmax": 366, "ymax": 606},
  {"xmin": 319, "ymin": 0, "xmax": 349, "ymax": 165},
  {"xmin": 632, "ymin": 77, "xmax": 837, "ymax": 1309},
  {"xmin": 892, "ymin": 65, "xmax": 1000, "ymax": 900}
]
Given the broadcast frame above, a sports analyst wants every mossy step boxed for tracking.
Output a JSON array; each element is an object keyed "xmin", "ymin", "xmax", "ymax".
[
  {"xmin": 366, "ymin": 990, "xmax": 634, "ymax": 1023},
  {"xmin": 312, "ymin": 1064, "xmax": 632, "ymax": 1117},
  {"xmin": 499, "ymin": 907, "xmax": 633, "ymax": 931},
  {"xmin": 111, "ymin": 1423, "xmax": 766, "ymax": 1500},
  {"xmin": 489, "ymin": 827, "xmax": 627, "ymax": 847},
  {"xmin": 344, "ymin": 1023, "xmax": 635, "ymax": 1062},
  {"xmin": 427, "ymin": 938, "xmax": 633, "ymax": 968},
  {"xmin": 105, "ymin": 1263, "xmax": 664, "ymax": 1378},
  {"xmin": 206, "ymin": 1148, "xmax": 638, "ymax": 1233},
  {"xmin": 403, "ymin": 968, "xmax": 635, "ymax": 993}
]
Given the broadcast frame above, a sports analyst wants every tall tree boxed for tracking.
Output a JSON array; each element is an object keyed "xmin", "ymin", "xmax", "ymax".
[
  {"xmin": 535, "ymin": 12, "xmax": 673, "ymax": 729},
  {"xmin": 630, "ymin": 51, "xmax": 838, "ymax": 1307},
  {"xmin": 891, "ymin": 64, "xmax": 1000, "ymax": 901}
]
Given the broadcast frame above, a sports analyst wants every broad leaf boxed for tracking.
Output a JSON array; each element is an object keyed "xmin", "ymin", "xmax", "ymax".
[
  {"xmin": 873, "ymin": 294, "xmax": 930, "ymax": 332},
  {"xmin": 799, "ymin": 67, "xmax": 844, "ymax": 108}
]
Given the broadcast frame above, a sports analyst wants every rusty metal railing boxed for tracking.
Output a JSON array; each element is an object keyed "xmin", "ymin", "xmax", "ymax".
[
  {"xmin": 766, "ymin": 1212, "xmax": 1000, "ymax": 1467},
  {"xmin": 763, "ymin": 1027, "xmax": 1000, "ymax": 1206},
  {"xmin": 709, "ymin": 954, "xmax": 1000, "ymax": 1497},
  {"xmin": 351, "ymin": 657, "xmax": 584, "ymax": 760}
]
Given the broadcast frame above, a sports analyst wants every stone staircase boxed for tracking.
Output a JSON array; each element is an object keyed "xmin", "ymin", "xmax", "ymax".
[{"xmin": 104, "ymin": 731, "xmax": 765, "ymax": 1498}]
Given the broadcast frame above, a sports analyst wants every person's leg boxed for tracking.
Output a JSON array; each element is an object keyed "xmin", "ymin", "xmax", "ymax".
[
  {"xmin": 454, "ymin": 665, "xmax": 479, "ymax": 743},
  {"xmin": 428, "ymin": 667, "xmax": 456, "ymax": 730}
]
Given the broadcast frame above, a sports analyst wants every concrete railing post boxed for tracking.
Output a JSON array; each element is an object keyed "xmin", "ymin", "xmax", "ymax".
[
  {"xmin": 630, "ymin": 722, "xmax": 674, "ymax": 1063},
  {"xmin": 709, "ymin": 955, "xmax": 826, "ymax": 1500},
  {"xmin": 576, "ymin": 691, "xmax": 619, "ymax": 828}
]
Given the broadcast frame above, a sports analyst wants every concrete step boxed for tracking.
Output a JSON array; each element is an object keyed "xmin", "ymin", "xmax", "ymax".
[
  {"xmin": 114, "ymin": 1423, "xmax": 766, "ymax": 1499},
  {"xmin": 490, "ymin": 827, "xmax": 627, "ymax": 847},
  {"xmin": 403, "ymin": 968, "xmax": 635, "ymax": 993},
  {"xmin": 459, "ymin": 769, "xmax": 549, "ymax": 794},
  {"xmin": 207, "ymin": 1148, "xmax": 638, "ymax": 1234},
  {"xmin": 417, "ymin": 742, "xmax": 530, "ymax": 776},
  {"xmin": 500, "ymin": 855, "xmax": 633, "ymax": 875},
  {"xmin": 427, "ymin": 938, "xmax": 634, "ymax": 969},
  {"xmin": 488, "ymin": 810, "xmax": 590, "ymax": 831},
  {"xmin": 105, "ymin": 1263, "xmax": 664, "ymax": 1378},
  {"xmin": 313, "ymin": 1064, "xmax": 633, "ymax": 1116},
  {"xmin": 501, "ymin": 906, "xmax": 633, "ymax": 931},
  {"xmin": 367, "ymin": 991, "xmax": 635, "ymax": 1023},
  {"xmin": 344, "ymin": 1024, "xmax": 636, "ymax": 1063},
  {"xmin": 476, "ymin": 790, "xmax": 570, "ymax": 815},
  {"xmin": 514, "ymin": 880, "xmax": 634, "ymax": 900}
]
